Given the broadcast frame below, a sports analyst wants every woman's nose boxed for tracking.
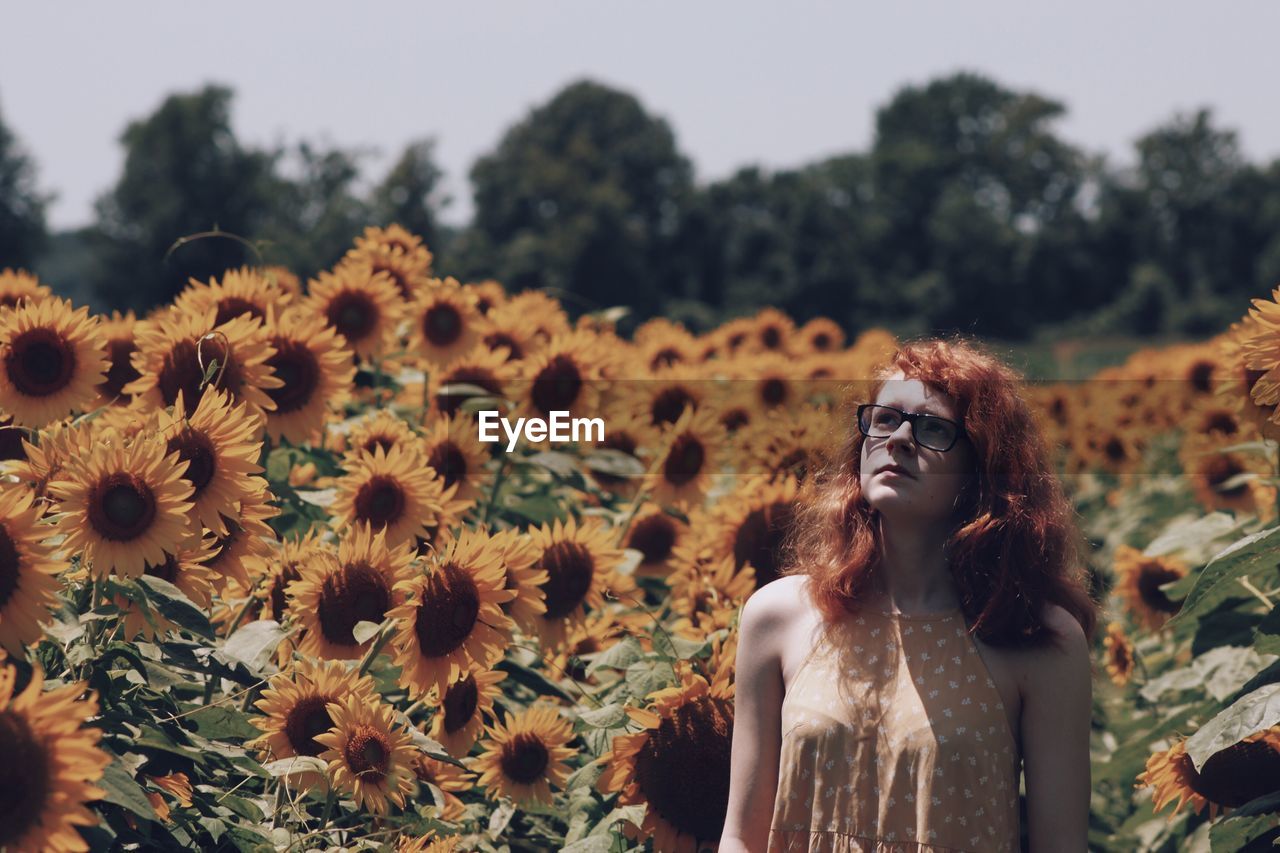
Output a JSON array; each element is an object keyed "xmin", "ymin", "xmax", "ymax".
[{"xmin": 886, "ymin": 420, "xmax": 915, "ymax": 453}]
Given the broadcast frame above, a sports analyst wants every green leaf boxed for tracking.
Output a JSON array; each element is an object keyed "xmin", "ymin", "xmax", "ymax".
[
  {"xmin": 563, "ymin": 836, "xmax": 619, "ymax": 853},
  {"xmin": 1140, "ymin": 647, "xmax": 1278, "ymax": 703},
  {"xmin": 503, "ymin": 493, "xmax": 566, "ymax": 525},
  {"xmin": 186, "ymin": 705, "xmax": 260, "ymax": 741},
  {"xmin": 565, "ymin": 760, "xmax": 604, "ymax": 792},
  {"xmin": 488, "ymin": 800, "xmax": 517, "ymax": 838},
  {"xmin": 404, "ymin": 725, "xmax": 469, "ymax": 770},
  {"xmin": 526, "ymin": 451, "xmax": 580, "ymax": 479},
  {"xmin": 652, "ymin": 630, "xmax": 712, "ymax": 662},
  {"xmin": 1168, "ymin": 526, "xmax": 1280, "ymax": 628},
  {"xmin": 496, "ymin": 658, "xmax": 576, "ymax": 702},
  {"xmin": 1209, "ymin": 807, "xmax": 1280, "ymax": 852},
  {"xmin": 1144, "ymin": 511, "xmax": 1250, "ymax": 564},
  {"xmin": 99, "ymin": 758, "xmax": 157, "ymax": 821},
  {"xmin": 135, "ymin": 575, "xmax": 214, "ymax": 638},
  {"xmin": 626, "ymin": 660, "xmax": 677, "ymax": 702},
  {"xmin": 585, "ymin": 636, "xmax": 645, "ymax": 676},
  {"xmin": 220, "ymin": 620, "xmax": 286, "ymax": 675},
  {"xmin": 352, "ymin": 619, "xmax": 384, "ymax": 646},
  {"xmin": 217, "ymin": 792, "xmax": 266, "ymax": 824},
  {"xmin": 1256, "ymin": 606, "xmax": 1280, "ymax": 656},
  {"xmin": 578, "ymin": 703, "xmax": 628, "ymax": 728},
  {"xmin": 1184, "ymin": 683, "xmax": 1280, "ymax": 772},
  {"xmin": 262, "ymin": 755, "xmax": 327, "ymax": 777},
  {"xmin": 294, "ymin": 488, "xmax": 337, "ymax": 507},
  {"xmin": 584, "ymin": 449, "xmax": 646, "ymax": 479}
]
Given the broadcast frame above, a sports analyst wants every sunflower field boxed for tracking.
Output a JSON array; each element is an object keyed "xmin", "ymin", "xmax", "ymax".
[{"xmin": 0, "ymin": 224, "xmax": 1278, "ymax": 852}]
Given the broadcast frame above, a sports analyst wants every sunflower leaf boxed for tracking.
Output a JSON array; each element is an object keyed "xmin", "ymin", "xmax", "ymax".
[
  {"xmin": 584, "ymin": 636, "xmax": 644, "ymax": 676},
  {"xmin": 404, "ymin": 725, "xmax": 469, "ymax": 770},
  {"xmin": 219, "ymin": 620, "xmax": 287, "ymax": 675},
  {"xmin": 577, "ymin": 702, "xmax": 628, "ymax": 729},
  {"xmin": 625, "ymin": 660, "xmax": 677, "ymax": 701},
  {"xmin": 583, "ymin": 449, "xmax": 646, "ymax": 479},
  {"xmin": 1167, "ymin": 525, "xmax": 1280, "ymax": 628},
  {"xmin": 135, "ymin": 576, "xmax": 215, "ymax": 639},
  {"xmin": 262, "ymin": 755, "xmax": 328, "ymax": 778},
  {"xmin": 1184, "ymin": 683, "xmax": 1280, "ymax": 772},
  {"xmin": 487, "ymin": 800, "xmax": 517, "ymax": 839},
  {"xmin": 99, "ymin": 757, "xmax": 159, "ymax": 820},
  {"xmin": 352, "ymin": 619, "xmax": 383, "ymax": 646},
  {"xmin": 1209, "ymin": 808, "xmax": 1280, "ymax": 852},
  {"xmin": 526, "ymin": 451, "xmax": 580, "ymax": 480},
  {"xmin": 294, "ymin": 488, "xmax": 337, "ymax": 507}
]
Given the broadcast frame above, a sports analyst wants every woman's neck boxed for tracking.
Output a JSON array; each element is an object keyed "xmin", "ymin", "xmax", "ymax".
[{"xmin": 871, "ymin": 512, "xmax": 960, "ymax": 611}]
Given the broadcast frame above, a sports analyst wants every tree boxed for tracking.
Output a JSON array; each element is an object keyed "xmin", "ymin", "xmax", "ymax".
[
  {"xmin": 369, "ymin": 138, "xmax": 451, "ymax": 255},
  {"xmin": 0, "ymin": 96, "xmax": 50, "ymax": 270},
  {"xmin": 461, "ymin": 79, "xmax": 695, "ymax": 319},
  {"xmin": 90, "ymin": 85, "xmax": 278, "ymax": 311}
]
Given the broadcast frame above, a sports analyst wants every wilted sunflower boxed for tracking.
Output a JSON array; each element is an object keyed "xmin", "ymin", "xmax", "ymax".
[
  {"xmin": 288, "ymin": 525, "xmax": 416, "ymax": 660},
  {"xmin": 117, "ymin": 533, "xmax": 218, "ymax": 640},
  {"xmin": 647, "ymin": 405, "xmax": 728, "ymax": 510},
  {"xmin": 95, "ymin": 310, "xmax": 142, "ymax": 407},
  {"xmin": 410, "ymin": 750, "xmax": 472, "ymax": 821},
  {"xmin": 470, "ymin": 702, "xmax": 576, "ymax": 807},
  {"xmin": 388, "ymin": 527, "xmax": 517, "ymax": 700},
  {"xmin": 262, "ymin": 304, "xmax": 356, "ymax": 445},
  {"xmin": 426, "ymin": 345, "xmax": 513, "ymax": 420},
  {"xmin": 1136, "ymin": 728, "xmax": 1280, "ymax": 821},
  {"xmin": 0, "ymin": 664, "xmax": 110, "ymax": 853},
  {"xmin": 305, "ymin": 260, "xmax": 402, "ymax": 361},
  {"xmin": 126, "ymin": 308, "xmax": 282, "ymax": 422},
  {"xmin": 1102, "ymin": 621, "xmax": 1136, "ymax": 687},
  {"xmin": 1112, "ymin": 545, "xmax": 1186, "ymax": 632},
  {"xmin": 0, "ymin": 296, "xmax": 108, "ymax": 428},
  {"xmin": 597, "ymin": 668, "xmax": 735, "ymax": 852},
  {"xmin": 252, "ymin": 658, "xmax": 378, "ymax": 778},
  {"xmin": 407, "ymin": 279, "xmax": 490, "ymax": 367},
  {"xmin": 155, "ymin": 387, "xmax": 263, "ymax": 536},
  {"xmin": 204, "ymin": 484, "xmax": 278, "ymax": 591},
  {"xmin": 0, "ymin": 268, "xmax": 52, "ymax": 309},
  {"xmin": 428, "ymin": 666, "xmax": 507, "ymax": 759},
  {"xmin": 49, "ymin": 435, "xmax": 195, "ymax": 579},
  {"xmin": 528, "ymin": 515, "xmax": 629, "ymax": 649},
  {"xmin": 173, "ymin": 267, "xmax": 293, "ymax": 326},
  {"xmin": 706, "ymin": 474, "xmax": 801, "ymax": 589},
  {"xmin": 332, "ymin": 443, "xmax": 452, "ymax": 548},
  {"xmin": 0, "ymin": 486, "xmax": 66, "ymax": 655},
  {"xmin": 314, "ymin": 694, "xmax": 417, "ymax": 814},
  {"xmin": 623, "ymin": 506, "xmax": 688, "ymax": 579},
  {"xmin": 421, "ymin": 415, "xmax": 491, "ymax": 508}
]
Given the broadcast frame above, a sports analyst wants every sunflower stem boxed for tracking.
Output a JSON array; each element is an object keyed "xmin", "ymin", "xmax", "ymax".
[
  {"xmin": 357, "ymin": 623, "xmax": 395, "ymax": 677},
  {"xmin": 271, "ymin": 779, "xmax": 286, "ymax": 829},
  {"xmin": 317, "ymin": 787, "xmax": 336, "ymax": 834},
  {"xmin": 482, "ymin": 456, "xmax": 510, "ymax": 526},
  {"xmin": 225, "ymin": 583, "xmax": 264, "ymax": 637}
]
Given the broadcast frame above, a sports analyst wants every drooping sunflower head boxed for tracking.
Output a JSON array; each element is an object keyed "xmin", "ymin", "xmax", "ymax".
[
  {"xmin": 471, "ymin": 702, "xmax": 577, "ymax": 807},
  {"xmin": 314, "ymin": 694, "xmax": 417, "ymax": 814},
  {"xmin": 305, "ymin": 260, "xmax": 403, "ymax": 361},
  {"xmin": 1112, "ymin": 545, "xmax": 1187, "ymax": 632},
  {"xmin": 1134, "ymin": 730, "xmax": 1280, "ymax": 822},
  {"xmin": 173, "ymin": 266, "xmax": 293, "ymax": 327},
  {"xmin": 0, "ymin": 296, "xmax": 108, "ymax": 428},
  {"xmin": 263, "ymin": 304, "xmax": 357, "ymax": 445}
]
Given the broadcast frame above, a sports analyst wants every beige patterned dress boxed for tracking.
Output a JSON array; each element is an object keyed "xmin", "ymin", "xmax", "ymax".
[{"xmin": 767, "ymin": 607, "xmax": 1021, "ymax": 852}]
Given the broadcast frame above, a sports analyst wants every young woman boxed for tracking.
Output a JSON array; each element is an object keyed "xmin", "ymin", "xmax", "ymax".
[{"xmin": 720, "ymin": 337, "xmax": 1098, "ymax": 852}]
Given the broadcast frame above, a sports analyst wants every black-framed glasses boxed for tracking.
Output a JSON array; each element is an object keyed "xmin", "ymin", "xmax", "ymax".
[{"xmin": 856, "ymin": 404, "xmax": 965, "ymax": 452}]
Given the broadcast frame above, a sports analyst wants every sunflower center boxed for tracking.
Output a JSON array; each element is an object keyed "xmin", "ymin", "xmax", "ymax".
[
  {"xmin": 423, "ymin": 304, "xmax": 463, "ymax": 348},
  {"xmin": 1206, "ymin": 456, "xmax": 1248, "ymax": 498},
  {"xmin": 5, "ymin": 327, "xmax": 76, "ymax": 397},
  {"xmin": 1188, "ymin": 361, "xmax": 1214, "ymax": 394},
  {"xmin": 0, "ymin": 524, "xmax": 20, "ymax": 609},
  {"xmin": 413, "ymin": 562, "xmax": 482, "ymax": 657},
  {"xmin": 484, "ymin": 332, "xmax": 524, "ymax": 362},
  {"xmin": 1198, "ymin": 736, "xmax": 1280, "ymax": 807},
  {"xmin": 663, "ymin": 434, "xmax": 706, "ymax": 488},
  {"xmin": 266, "ymin": 340, "xmax": 321, "ymax": 415},
  {"xmin": 760, "ymin": 377, "xmax": 787, "ymax": 407},
  {"xmin": 1202, "ymin": 412, "xmax": 1238, "ymax": 436},
  {"xmin": 215, "ymin": 297, "xmax": 262, "ymax": 326},
  {"xmin": 812, "ymin": 332, "xmax": 833, "ymax": 350},
  {"xmin": 0, "ymin": 709, "xmax": 51, "ymax": 845},
  {"xmin": 427, "ymin": 442, "xmax": 467, "ymax": 490},
  {"xmin": 326, "ymin": 292, "xmax": 377, "ymax": 344},
  {"xmin": 732, "ymin": 500, "xmax": 795, "ymax": 588},
  {"xmin": 651, "ymin": 388, "xmax": 695, "ymax": 426},
  {"xmin": 531, "ymin": 355, "xmax": 583, "ymax": 416},
  {"xmin": 101, "ymin": 338, "xmax": 140, "ymax": 403},
  {"xmin": 0, "ymin": 417, "xmax": 26, "ymax": 463},
  {"xmin": 283, "ymin": 695, "xmax": 335, "ymax": 757},
  {"xmin": 442, "ymin": 675, "xmax": 478, "ymax": 734},
  {"xmin": 628, "ymin": 514, "xmax": 676, "ymax": 565},
  {"xmin": 344, "ymin": 724, "xmax": 390, "ymax": 776},
  {"xmin": 538, "ymin": 541, "xmax": 595, "ymax": 620},
  {"xmin": 436, "ymin": 367, "xmax": 501, "ymax": 418},
  {"xmin": 157, "ymin": 336, "xmax": 243, "ymax": 409},
  {"xmin": 317, "ymin": 562, "xmax": 391, "ymax": 647},
  {"xmin": 168, "ymin": 427, "xmax": 217, "ymax": 495},
  {"xmin": 633, "ymin": 695, "xmax": 734, "ymax": 843},
  {"xmin": 499, "ymin": 732, "xmax": 549, "ymax": 785},
  {"xmin": 354, "ymin": 476, "xmax": 406, "ymax": 529},
  {"xmin": 1136, "ymin": 565, "xmax": 1183, "ymax": 614},
  {"xmin": 721, "ymin": 408, "xmax": 750, "ymax": 433},
  {"xmin": 372, "ymin": 261, "xmax": 413, "ymax": 299},
  {"xmin": 88, "ymin": 474, "xmax": 158, "ymax": 541},
  {"xmin": 362, "ymin": 436, "xmax": 397, "ymax": 455},
  {"xmin": 649, "ymin": 348, "xmax": 681, "ymax": 371}
]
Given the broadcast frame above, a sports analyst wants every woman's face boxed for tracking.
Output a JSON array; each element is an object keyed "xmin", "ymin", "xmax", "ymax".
[{"xmin": 859, "ymin": 374, "xmax": 975, "ymax": 524}]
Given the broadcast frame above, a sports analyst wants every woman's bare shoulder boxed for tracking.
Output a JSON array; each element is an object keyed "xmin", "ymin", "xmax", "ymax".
[{"xmin": 740, "ymin": 574, "xmax": 812, "ymax": 635}]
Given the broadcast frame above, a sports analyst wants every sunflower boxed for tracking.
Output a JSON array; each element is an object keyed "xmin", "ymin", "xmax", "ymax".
[
  {"xmin": 736, "ymin": 402, "xmax": 838, "ymax": 484},
  {"xmin": 428, "ymin": 666, "xmax": 507, "ymax": 759},
  {"xmin": 1184, "ymin": 444, "xmax": 1276, "ymax": 521},
  {"xmin": 470, "ymin": 702, "xmax": 576, "ymax": 807},
  {"xmin": 388, "ymin": 528, "xmax": 517, "ymax": 700},
  {"xmin": 623, "ymin": 507, "xmax": 688, "ymax": 579},
  {"xmin": 6, "ymin": 418, "xmax": 97, "ymax": 506},
  {"xmin": 0, "ymin": 296, "xmax": 107, "ymax": 428},
  {"xmin": 154, "ymin": 387, "xmax": 262, "ymax": 536},
  {"xmin": 596, "ymin": 668, "xmax": 735, "ymax": 852},
  {"xmin": 262, "ymin": 305, "xmax": 357, "ymax": 445},
  {"xmin": 481, "ymin": 301, "xmax": 542, "ymax": 363},
  {"xmin": 288, "ymin": 525, "xmax": 416, "ymax": 660},
  {"xmin": 126, "ymin": 307, "xmax": 282, "ymax": 422},
  {"xmin": 426, "ymin": 344, "xmax": 514, "ymax": 421},
  {"xmin": 305, "ymin": 260, "xmax": 402, "ymax": 362},
  {"xmin": 1214, "ymin": 314, "xmax": 1280, "ymax": 440},
  {"xmin": 545, "ymin": 608, "xmax": 628, "ymax": 685},
  {"xmin": 729, "ymin": 351, "xmax": 800, "ymax": 415},
  {"xmin": 410, "ymin": 749, "xmax": 473, "ymax": 821},
  {"xmin": 334, "ymin": 410, "xmax": 420, "ymax": 458},
  {"xmin": 796, "ymin": 317, "xmax": 846, "ymax": 354},
  {"xmin": 331, "ymin": 443, "xmax": 452, "ymax": 548},
  {"xmin": 705, "ymin": 474, "xmax": 801, "ymax": 589},
  {"xmin": 262, "ymin": 266, "xmax": 303, "ymax": 298},
  {"xmin": 49, "ymin": 435, "xmax": 195, "ymax": 579},
  {"xmin": 0, "ymin": 486, "xmax": 66, "ymax": 656},
  {"xmin": 667, "ymin": 554, "xmax": 755, "ymax": 642},
  {"xmin": 0, "ymin": 664, "xmax": 110, "ymax": 853},
  {"xmin": 583, "ymin": 410, "xmax": 659, "ymax": 502},
  {"xmin": 515, "ymin": 331, "xmax": 612, "ymax": 423},
  {"xmin": 503, "ymin": 290, "xmax": 571, "ymax": 345},
  {"xmin": 407, "ymin": 279, "xmax": 490, "ymax": 367},
  {"xmin": 1102, "ymin": 621, "xmax": 1136, "ymax": 687},
  {"xmin": 647, "ymin": 405, "xmax": 728, "ymax": 510},
  {"xmin": 618, "ymin": 363, "xmax": 710, "ymax": 427},
  {"xmin": 251, "ymin": 658, "xmax": 378, "ymax": 773},
  {"xmin": 711, "ymin": 316, "xmax": 757, "ymax": 359},
  {"xmin": 173, "ymin": 267, "xmax": 293, "ymax": 326},
  {"xmin": 633, "ymin": 318, "xmax": 699, "ymax": 372},
  {"xmin": 527, "ymin": 515, "xmax": 632, "ymax": 649},
  {"xmin": 117, "ymin": 533, "xmax": 218, "ymax": 640},
  {"xmin": 353, "ymin": 224, "xmax": 434, "ymax": 272},
  {"xmin": 314, "ymin": 694, "xmax": 417, "ymax": 814},
  {"xmin": 399, "ymin": 834, "xmax": 461, "ymax": 853},
  {"xmin": 0, "ymin": 268, "xmax": 52, "ymax": 309},
  {"xmin": 421, "ymin": 414, "xmax": 491, "ymax": 508},
  {"xmin": 464, "ymin": 279, "xmax": 507, "ymax": 315},
  {"xmin": 1136, "ymin": 728, "xmax": 1280, "ymax": 821},
  {"xmin": 258, "ymin": 530, "xmax": 330, "ymax": 624},
  {"xmin": 1112, "ymin": 545, "xmax": 1186, "ymax": 632},
  {"xmin": 490, "ymin": 527, "xmax": 547, "ymax": 638},
  {"xmin": 95, "ymin": 310, "xmax": 142, "ymax": 407},
  {"xmin": 204, "ymin": 484, "xmax": 279, "ymax": 591}
]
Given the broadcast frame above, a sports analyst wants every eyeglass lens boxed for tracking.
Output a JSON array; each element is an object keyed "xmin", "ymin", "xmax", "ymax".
[{"xmin": 861, "ymin": 405, "xmax": 956, "ymax": 450}]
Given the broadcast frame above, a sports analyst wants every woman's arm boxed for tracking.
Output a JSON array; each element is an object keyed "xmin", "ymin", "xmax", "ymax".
[
  {"xmin": 1021, "ymin": 604, "xmax": 1093, "ymax": 852},
  {"xmin": 718, "ymin": 577, "xmax": 793, "ymax": 852}
]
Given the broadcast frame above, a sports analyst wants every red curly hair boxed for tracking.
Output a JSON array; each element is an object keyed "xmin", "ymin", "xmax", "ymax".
[{"xmin": 780, "ymin": 335, "xmax": 1098, "ymax": 649}]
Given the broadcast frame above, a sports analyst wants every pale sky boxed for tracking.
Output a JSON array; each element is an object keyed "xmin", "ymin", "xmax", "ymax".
[{"xmin": 5, "ymin": 1, "xmax": 1279, "ymax": 231}]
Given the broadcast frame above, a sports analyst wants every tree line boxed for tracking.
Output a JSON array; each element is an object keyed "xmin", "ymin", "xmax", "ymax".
[{"xmin": 2, "ymin": 72, "xmax": 1279, "ymax": 340}]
